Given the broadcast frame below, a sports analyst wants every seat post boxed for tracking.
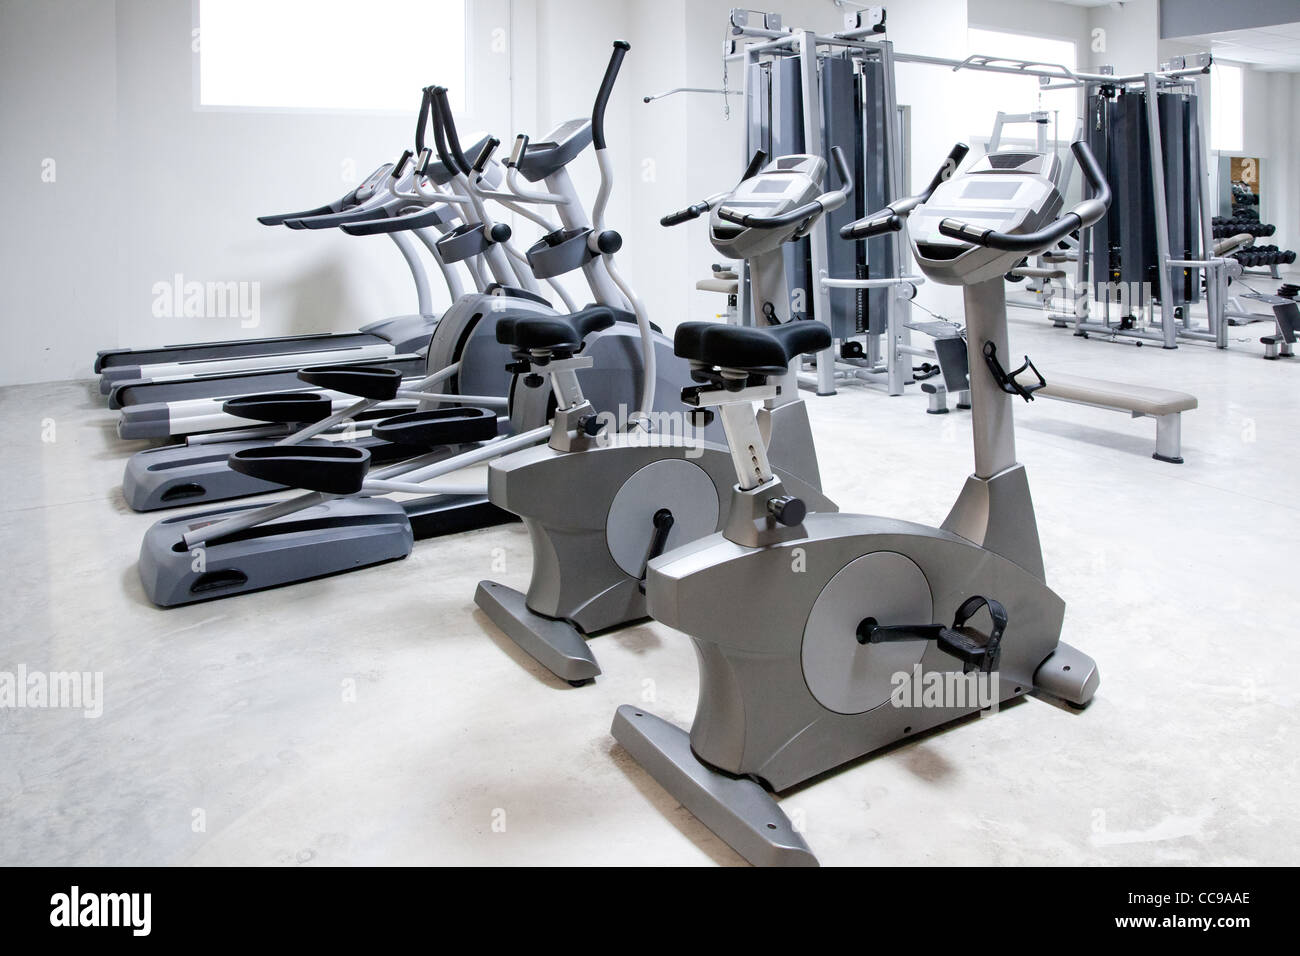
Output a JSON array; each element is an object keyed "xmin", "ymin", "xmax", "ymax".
[
  {"xmin": 537, "ymin": 353, "xmax": 598, "ymax": 452},
  {"xmin": 718, "ymin": 399, "xmax": 775, "ymax": 490},
  {"xmin": 547, "ymin": 361, "xmax": 587, "ymax": 412},
  {"xmin": 688, "ymin": 370, "xmax": 781, "ymax": 490}
]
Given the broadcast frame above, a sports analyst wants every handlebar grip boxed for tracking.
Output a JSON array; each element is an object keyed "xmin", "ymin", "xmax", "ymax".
[
  {"xmin": 473, "ymin": 137, "xmax": 500, "ymax": 174},
  {"xmin": 1070, "ymin": 140, "xmax": 1111, "ymax": 209},
  {"xmin": 717, "ymin": 200, "xmax": 822, "ymax": 230},
  {"xmin": 415, "ymin": 148, "xmax": 433, "ymax": 176},
  {"xmin": 259, "ymin": 202, "xmax": 338, "ymax": 226},
  {"xmin": 840, "ymin": 211, "xmax": 902, "ymax": 240},
  {"xmin": 391, "ymin": 149, "xmax": 413, "ymax": 179},
  {"xmin": 290, "ymin": 204, "xmax": 396, "ymax": 230},
  {"xmin": 507, "ymin": 134, "xmax": 529, "ymax": 169},
  {"xmin": 740, "ymin": 149, "xmax": 767, "ymax": 182},
  {"xmin": 434, "ymin": 87, "xmax": 471, "ymax": 174},
  {"xmin": 427, "ymin": 88, "xmax": 459, "ymax": 175},
  {"xmin": 414, "ymin": 88, "xmax": 431, "ymax": 155},
  {"xmin": 341, "ymin": 205, "xmax": 448, "ymax": 237},
  {"xmin": 937, "ymin": 214, "xmax": 1080, "ymax": 253},
  {"xmin": 592, "ymin": 40, "xmax": 630, "ymax": 150},
  {"xmin": 661, "ymin": 202, "xmax": 709, "ymax": 227},
  {"xmin": 918, "ymin": 142, "xmax": 970, "ymax": 204},
  {"xmin": 829, "ymin": 145, "xmax": 853, "ymax": 196}
]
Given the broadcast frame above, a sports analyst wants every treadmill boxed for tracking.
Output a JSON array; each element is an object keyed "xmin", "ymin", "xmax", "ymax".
[
  {"xmin": 95, "ymin": 161, "xmax": 446, "ymax": 397},
  {"xmin": 97, "ymin": 90, "xmax": 492, "ymax": 411}
]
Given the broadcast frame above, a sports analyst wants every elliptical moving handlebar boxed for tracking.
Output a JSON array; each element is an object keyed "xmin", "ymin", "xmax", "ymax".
[
  {"xmin": 434, "ymin": 87, "xmax": 473, "ymax": 175},
  {"xmin": 592, "ymin": 40, "xmax": 630, "ymax": 151},
  {"xmin": 936, "ymin": 140, "xmax": 1110, "ymax": 252},
  {"xmin": 426, "ymin": 87, "xmax": 461, "ymax": 177}
]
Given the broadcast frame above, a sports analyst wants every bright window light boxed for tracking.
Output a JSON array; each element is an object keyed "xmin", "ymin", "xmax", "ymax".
[
  {"xmin": 966, "ymin": 28, "xmax": 1080, "ymax": 148},
  {"xmin": 1210, "ymin": 62, "xmax": 1244, "ymax": 153},
  {"xmin": 199, "ymin": 0, "xmax": 465, "ymax": 111}
]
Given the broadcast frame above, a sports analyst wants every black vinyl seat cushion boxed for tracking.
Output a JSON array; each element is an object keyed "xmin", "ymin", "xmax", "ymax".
[
  {"xmin": 495, "ymin": 305, "xmax": 618, "ymax": 351},
  {"xmin": 674, "ymin": 320, "xmax": 832, "ymax": 375}
]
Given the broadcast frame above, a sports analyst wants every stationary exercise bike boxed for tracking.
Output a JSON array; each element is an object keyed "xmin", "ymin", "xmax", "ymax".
[
  {"xmin": 612, "ymin": 141, "xmax": 1110, "ymax": 866},
  {"xmin": 473, "ymin": 147, "xmax": 850, "ymax": 684}
]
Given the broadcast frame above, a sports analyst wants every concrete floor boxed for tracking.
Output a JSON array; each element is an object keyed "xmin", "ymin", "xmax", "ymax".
[{"xmin": 2, "ymin": 299, "xmax": 1299, "ymax": 867}]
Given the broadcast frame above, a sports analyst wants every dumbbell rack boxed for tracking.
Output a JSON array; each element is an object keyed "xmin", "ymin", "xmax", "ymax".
[{"xmin": 1213, "ymin": 214, "xmax": 1295, "ymax": 281}]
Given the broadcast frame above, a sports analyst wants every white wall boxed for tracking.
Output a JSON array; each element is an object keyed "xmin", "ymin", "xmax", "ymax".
[
  {"xmin": 1, "ymin": 0, "xmax": 123, "ymax": 387},
  {"xmin": 1252, "ymin": 70, "xmax": 1300, "ymax": 253},
  {"xmin": 8, "ymin": 0, "xmax": 1288, "ymax": 386},
  {"xmin": 1085, "ymin": 0, "xmax": 1160, "ymax": 74},
  {"xmin": 968, "ymin": 0, "xmax": 1090, "ymax": 51},
  {"xmin": 0, "ymin": 0, "xmax": 511, "ymax": 387}
]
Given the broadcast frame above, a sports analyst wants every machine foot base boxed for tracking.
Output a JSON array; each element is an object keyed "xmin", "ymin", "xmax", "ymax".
[
  {"xmin": 1032, "ymin": 641, "xmax": 1100, "ymax": 706},
  {"xmin": 611, "ymin": 705, "xmax": 818, "ymax": 867},
  {"xmin": 1152, "ymin": 453, "xmax": 1184, "ymax": 464},
  {"xmin": 474, "ymin": 581, "xmax": 601, "ymax": 683}
]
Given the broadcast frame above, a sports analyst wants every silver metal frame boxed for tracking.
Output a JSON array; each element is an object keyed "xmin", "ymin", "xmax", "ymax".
[
  {"xmin": 1052, "ymin": 65, "xmax": 1231, "ymax": 350},
  {"xmin": 730, "ymin": 26, "xmax": 916, "ymax": 397}
]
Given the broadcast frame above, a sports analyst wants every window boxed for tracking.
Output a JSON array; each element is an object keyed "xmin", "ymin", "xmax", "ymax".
[
  {"xmin": 198, "ymin": 0, "xmax": 465, "ymax": 112},
  {"xmin": 965, "ymin": 28, "xmax": 1080, "ymax": 148},
  {"xmin": 1210, "ymin": 62, "xmax": 1244, "ymax": 153}
]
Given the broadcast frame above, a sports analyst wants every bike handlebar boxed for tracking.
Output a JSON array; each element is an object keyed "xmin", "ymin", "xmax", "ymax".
[
  {"xmin": 713, "ymin": 145, "xmax": 853, "ymax": 230},
  {"xmin": 936, "ymin": 141, "xmax": 1109, "ymax": 253},
  {"xmin": 840, "ymin": 142, "xmax": 969, "ymax": 240}
]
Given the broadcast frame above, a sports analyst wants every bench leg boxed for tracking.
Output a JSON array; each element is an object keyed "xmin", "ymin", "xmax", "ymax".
[
  {"xmin": 1153, "ymin": 413, "xmax": 1183, "ymax": 464},
  {"xmin": 924, "ymin": 385, "xmax": 948, "ymax": 414}
]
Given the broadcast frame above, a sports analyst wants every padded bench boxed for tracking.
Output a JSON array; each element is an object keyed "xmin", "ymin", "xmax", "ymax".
[
  {"xmin": 696, "ymin": 277, "xmax": 740, "ymax": 295},
  {"xmin": 696, "ymin": 270, "xmax": 740, "ymax": 324},
  {"xmin": 1013, "ymin": 369, "xmax": 1198, "ymax": 464}
]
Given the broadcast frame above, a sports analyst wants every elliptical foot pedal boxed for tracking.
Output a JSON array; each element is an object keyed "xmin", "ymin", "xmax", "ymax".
[
  {"xmin": 611, "ymin": 706, "xmax": 817, "ymax": 867},
  {"xmin": 371, "ymin": 407, "xmax": 498, "ymax": 447},
  {"xmin": 474, "ymin": 581, "xmax": 601, "ymax": 683},
  {"xmin": 222, "ymin": 392, "xmax": 333, "ymax": 424},
  {"xmin": 229, "ymin": 445, "xmax": 370, "ymax": 495},
  {"xmin": 298, "ymin": 364, "xmax": 403, "ymax": 400}
]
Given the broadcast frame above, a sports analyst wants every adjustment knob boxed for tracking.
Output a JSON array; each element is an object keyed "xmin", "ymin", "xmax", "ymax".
[
  {"xmin": 490, "ymin": 222, "xmax": 513, "ymax": 243},
  {"xmin": 579, "ymin": 414, "xmax": 602, "ymax": 436},
  {"xmin": 767, "ymin": 495, "xmax": 806, "ymax": 527},
  {"xmin": 595, "ymin": 230, "xmax": 622, "ymax": 254},
  {"xmin": 687, "ymin": 407, "xmax": 714, "ymax": 428},
  {"xmin": 523, "ymin": 373, "xmax": 545, "ymax": 388}
]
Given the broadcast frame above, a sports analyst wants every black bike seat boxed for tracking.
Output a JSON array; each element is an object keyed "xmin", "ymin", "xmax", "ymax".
[
  {"xmin": 495, "ymin": 305, "xmax": 617, "ymax": 352},
  {"xmin": 674, "ymin": 321, "xmax": 832, "ymax": 375}
]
